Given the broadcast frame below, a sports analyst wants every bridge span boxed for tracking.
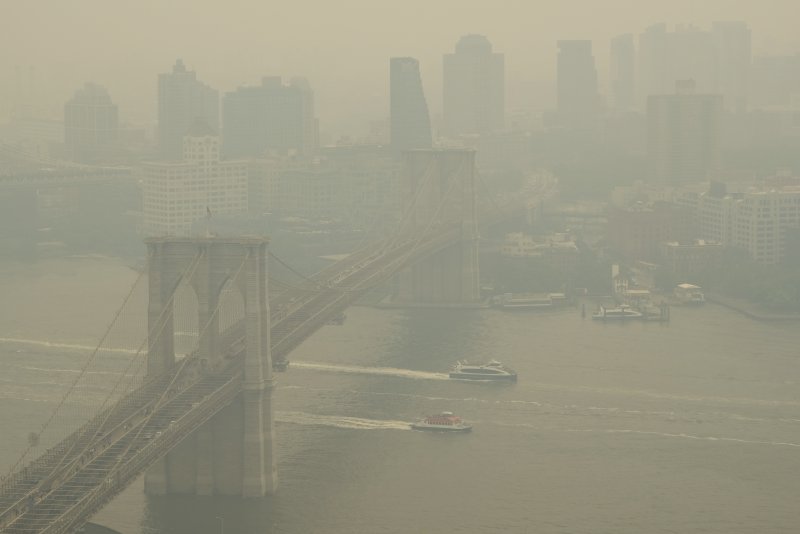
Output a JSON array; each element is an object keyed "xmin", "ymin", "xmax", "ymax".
[{"xmin": 0, "ymin": 150, "xmax": 555, "ymax": 533}]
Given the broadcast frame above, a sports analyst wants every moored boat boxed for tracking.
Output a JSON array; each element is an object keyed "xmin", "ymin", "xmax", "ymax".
[
  {"xmin": 410, "ymin": 411, "xmax": 472, "ymax": 432},
  {"xmin": 495, "ymin": 292, "xmax": 553, "ymax": 309},
  {"xmin": 449, "ymin": 360, "xmax": 517, "ymax": 381},
  {"xmin": 592, "ymin": 304, "xmax": 643, "ymax": 320},
  {"xmin": 674, "ymin": 283, "xmax": 705, "ymax": 305}
]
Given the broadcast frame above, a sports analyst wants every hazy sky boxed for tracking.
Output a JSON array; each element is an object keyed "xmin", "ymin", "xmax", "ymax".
[{"xmin": 2, "ymin": 0, "xmax": 800, "ymax": 137}]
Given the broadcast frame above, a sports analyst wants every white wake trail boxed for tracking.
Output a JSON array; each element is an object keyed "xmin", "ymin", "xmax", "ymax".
[
  {"xmin": 0, "ymin": 336, "xmax": 138, "ymax": 355},
  {"xmin": 290, "ymin": 360, "xmax": 449, "ymax": 381},
  {"xmin": 565, "ymin": 428, "xmax": 800, "ymax": 449},
  {"xmin": 276, "ymin": 411, "xmax": 411, "ymax": 431}
]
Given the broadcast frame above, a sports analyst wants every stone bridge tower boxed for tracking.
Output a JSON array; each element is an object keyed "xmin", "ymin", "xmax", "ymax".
[{"xmin": 143, "ymin": 236, "xmax": 276, "ymax": 497}]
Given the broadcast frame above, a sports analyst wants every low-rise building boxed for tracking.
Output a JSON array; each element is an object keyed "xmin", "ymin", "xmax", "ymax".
[
  {"xmin": 501, "ymin": 232, "xmax": 579, "ymax": 272},
  {"xmin": 607, "ymin": 202, "xmax": 693, "ymax": 262},
  {"xmin": 695, "ymin": 176, "xmax": 800, "ymax": 264},
  {"xmin": 659, "ymin": 239, "xmax": 723, "ymax": 277}
]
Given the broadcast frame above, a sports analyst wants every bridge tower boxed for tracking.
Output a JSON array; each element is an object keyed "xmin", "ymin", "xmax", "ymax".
[
  {"xmin": 393, "ymin": 149, "xmax": 481, "ymax": 304},
  {"xmin": 144, "ymin": 236, "xmax": 277, "ymax": 497}
]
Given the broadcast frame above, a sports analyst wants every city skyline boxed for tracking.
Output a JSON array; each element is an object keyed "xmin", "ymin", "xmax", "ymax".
[{"xmin": 2, "ymin": 1, "xmax": 799, "ymax": 136}]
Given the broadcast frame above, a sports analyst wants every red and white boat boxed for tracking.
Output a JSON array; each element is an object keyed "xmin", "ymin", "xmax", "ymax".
[{"xmin": 410, "ymin": 412, "xmax": 472, "ymax": 433}]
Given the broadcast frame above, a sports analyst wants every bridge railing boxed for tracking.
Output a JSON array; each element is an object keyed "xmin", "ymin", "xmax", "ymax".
[{"xmin": 39, "ymin": 372, "xmax": 243, "ymax": 534}]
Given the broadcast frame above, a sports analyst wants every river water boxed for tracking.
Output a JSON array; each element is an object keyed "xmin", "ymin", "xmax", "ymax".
[{"xmin": 1, "ymin": 257, "xmax": 800, "ymax": 533}]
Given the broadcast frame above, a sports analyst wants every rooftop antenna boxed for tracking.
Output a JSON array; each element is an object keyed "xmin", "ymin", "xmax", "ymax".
[{"xmin": 205, "ymin": 206, "xmax": 213, "ymax": 237}]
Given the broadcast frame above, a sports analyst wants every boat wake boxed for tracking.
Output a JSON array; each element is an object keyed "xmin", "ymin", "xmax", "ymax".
[
  {"xmin": 275, "ymin": 411, "xmax": 411, "ymax": 431},
  {"xmin": 565, "ymin": 428, "xmax": 800, "ymax": 449},
  {"xmin": 0, "ymin": 336, "xmax": 138, "ymax": 355},
  {"xmin": 290, "ymin": 361, "xmax": 449, "ymax": 381}
]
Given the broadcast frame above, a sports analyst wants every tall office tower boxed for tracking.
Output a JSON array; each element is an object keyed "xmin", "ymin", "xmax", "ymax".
[
  {"xmin": 712, "ymin": 21, "xmax": 751, "ymax": 113},
  {"xmin": 157, "ymin": 59, "xmax": 219, "ymax": 160},
  {"xmin": 637, "ymin": 23, "xmax": 670, "ymax": 108},
  {"xmin": 610, "ymin": 34, "xmax": 636, "ymax": 111},
  {"xmin": 64, "ymin": 82, "xmax": 119, "ymax": 163},
  {"xmin": 222, "ymin": 76, "xmax": 318, "ymax": 159},
  {"xmin": 751, "ymin": 54, "xmax": 800, "ymax": 108},
  {"xmin": 647, "ymin": 80, "xmax": 723, "ymax": 186},
  {"xmin": 390, "ymin": 57, "xmax": 432, "ymax": 154},
  {"xmin": 556, "ymin": 40, "xmax": 600, "ymax": 125},
  {"xmin": 443, "ymin": 34, "xmax": 504, "ymax": 136},
  {"xmin": 637, "ymin": 24, "xmax": 718, "ymax": 110}
]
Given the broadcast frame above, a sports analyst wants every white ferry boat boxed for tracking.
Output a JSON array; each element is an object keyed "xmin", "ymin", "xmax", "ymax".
[
  {"xmin": 592, "ymin": 304, "xmax": 643, "ymax": 320},
  {"xmin": 449, "ymin": 360, "xmax": 518, "ymax": 381},
  {"xmin": 674, "ymin": 283, "xmax": 705, "ymax": 305},
  {"xmin": 410, "ymin": 412, "xmax": 472, "ymax": 432}
]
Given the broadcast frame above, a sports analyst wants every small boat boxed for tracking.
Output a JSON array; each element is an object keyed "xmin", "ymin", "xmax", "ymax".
[
  {"xmin": 410, "ymin": 411, "xmax": 472, "ymax": 432},
  {"xmin": 449, "ymin": 360, "xmax": 517, "ymax": 381},
  {"xmin": 592, "ymin": 304, "xmax": 643, "ymax": 320},
  {"xmin": 674, "ymin": 283, "xmax": 705, "ymax": 305}
]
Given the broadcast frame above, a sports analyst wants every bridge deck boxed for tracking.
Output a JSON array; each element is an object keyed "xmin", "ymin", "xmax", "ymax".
[{"xmin": 0, "ymin": 207, "xmax": 521, "ymax": 533}]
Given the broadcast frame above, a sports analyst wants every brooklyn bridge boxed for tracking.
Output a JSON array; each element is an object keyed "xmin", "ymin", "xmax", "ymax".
[{"xmin": 0, "ymin": 149, "xmax": 555, "ymax": 533}]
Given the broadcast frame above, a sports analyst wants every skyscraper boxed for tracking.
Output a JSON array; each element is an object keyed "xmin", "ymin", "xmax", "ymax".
[
  {"xmin": 222, "ymin": 76, "xmax": 318, "ymax": 159},
  {"xmin": 751, "ymin": 54, "xmax": 800, "ymax": 108},
  {"xmin": 610, "ymin": 34, "xmax": 636, "ymax": 111},
  {"xmin": 556, "ymin": 40, "xmax": 600, "ymax": 125},
  {"xmin": 443, "ymin": 34, "xmax": 504, "ymax": 136},
  {"xmin": 64, "ymin": 82, "xmax": 118, "ymax": 163},
  {"xmin": 157, "ymin": 59, "xmax": 219, "ymax": 160},
  {"xmin": 637, "ymin": 23, "xmax": 743, "ymax": 111},
  {"xmin": 712, "ymin": 21, "xmax": 751, "ymax": 113},
  {"xmin": 390, "ymin": 57, "xmax": 432, "ymax": 154},
  {"xmin": 647, "ymin": 80, "xmax": 723, "ymax": 186}
]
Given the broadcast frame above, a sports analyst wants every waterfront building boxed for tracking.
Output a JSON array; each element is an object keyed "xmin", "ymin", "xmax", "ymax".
[
  {"xmin": 659, "ymin": 239, "xmax": 723, "ymax": 277},
  {"xmin": 692, "ymin": 176, "xmax": 800, "ymax": 264},
  {"xmin": 501, "ymin": 232, "xmax": 579, "ymax": 273},
  {"xmin": 142, "ymin": 122, "xmax": 247, "ymax": 236},
  {"xmin": 607, "ymin": 202, "xmax": 693, "ymax": 262}
]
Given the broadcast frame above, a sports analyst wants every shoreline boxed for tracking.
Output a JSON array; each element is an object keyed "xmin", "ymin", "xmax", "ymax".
[{"xmin": 706, "ymin": 294, "xmax": 800, "ymax": 322}]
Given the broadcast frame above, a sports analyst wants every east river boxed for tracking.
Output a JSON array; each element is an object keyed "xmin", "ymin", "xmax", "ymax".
[{"xmin": 1, "ymin": 257, "xmax": 799, "ymax": 533}]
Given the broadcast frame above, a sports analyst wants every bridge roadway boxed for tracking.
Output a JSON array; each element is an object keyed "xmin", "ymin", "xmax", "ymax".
[{"xmin": 0, "ymin": 223, "xmax": 462, "ymax": 534}]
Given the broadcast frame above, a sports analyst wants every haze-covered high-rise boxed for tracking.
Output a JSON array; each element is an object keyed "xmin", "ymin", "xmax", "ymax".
[
  {"xmin": 64, "ymin": 82, "xmax": 119, "ymax": 164},
  {"xmin": 222, "ymin": 76, "xmax": 318, "ymax": 159},
  {"xmin": 712, "ymin": 21, "xmax": 751, "ymax": 113},
  {"xmin": 556, "ymin": 40, "xmax": 600, "ymax": 125},
  {"xmin": 637, "ymin": 22, "xmax": 750, "ymax": 112},
  {"xmin": 390, "ymin": 57, "xmax": 432, "ymax": 154},
  {"xmin": 750, "ymin": 54, "xmax": 800, "ymax": 108},
  {"xmin": 647, "ymin": 80, "xmax": 723, "ymax": 186},
  {"xmin": 610, "ymin": 34, "xmax": 636, "ymax": 111},
  {"xmin": 637, "ymin": 24, "xmax": 717, "ymax": 107},
  {"xmin": 443, "ymin": 34, "xmax": 504, "ymax": 136},
  {"xmin": 157, "ymin": 59, "xmax": 219, "ymax": 160}
]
